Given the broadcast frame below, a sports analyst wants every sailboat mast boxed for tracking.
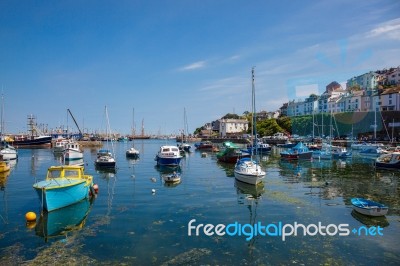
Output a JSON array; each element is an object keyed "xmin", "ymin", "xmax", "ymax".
[
  {"xmin": 1, "ymin": 93, "xmax": 4, "ymax": 135},
  {"xmin": 251, "ymin": 67, "xmax": 257, "ymax": 157}
]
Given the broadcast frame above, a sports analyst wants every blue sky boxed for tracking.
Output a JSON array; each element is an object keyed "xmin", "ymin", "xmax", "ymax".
[{"xmin": 1, "ymin": 0, "xmax": 399, "ymax": 135}]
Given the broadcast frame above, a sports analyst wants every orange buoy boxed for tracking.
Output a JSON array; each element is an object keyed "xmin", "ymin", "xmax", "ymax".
[
  {"xmin": 93, "ymin": 184, "xmax": 99, "ymax": 194},
  {"xmin": 25, "ymin": 211, "xmax": 36, "ymax": 222}
]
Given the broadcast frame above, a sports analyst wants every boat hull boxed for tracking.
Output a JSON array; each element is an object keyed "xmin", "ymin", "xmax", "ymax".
[
  {"xmin": 234, "ymin": 172, "xmax": 265, "ymax": 185},
  {"xmin": 162, "ymin": 173, "xmax": 181, "ymax": 184},
  {"xmin": 156, "ymin": 156, "xmax": 182, "ymax": 166},
  {"xmin": 0, "ymin": 147, "xmax": 18, "ymax": 160},
  {"xmin": 375, "ymin": 161, "xmax": 400, "ymax": 170},
  {"xmin": 234, "ymin": 158, "xmax": 265, "ymax": 185},
  {"xmin": 12, "ymin": 136, "xmax": 52, "ymax": 148},
  {"xmin": 33, "ymin": 178, "xmax": 91, "ymax": 211},
  {"xmin": 95, "ymin": 161, "xmax": 116, "ymax": 168},
  {"xmin": 64, "ymin": 150, "xmax": 84, "ymax": 161},
  {"xmin": 351, "ymin": 198, "xmax": 389, "ymax": 217}
]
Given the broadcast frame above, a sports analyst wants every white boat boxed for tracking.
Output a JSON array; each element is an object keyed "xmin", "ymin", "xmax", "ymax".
[
  {"xmin": 234, "ymin": 68, "xmax": 266, "ymax": 185},
  {"xmin": 234, "ymin": 158, "xmax": 266, "ymax": 185},
  {"xmin": 64, "ymin": 141, "xmax": 83, "ymax": 161},
  {"xmin": 375, "ymin": 152, "xmax": 400, "ymax": 170},
  {"xmin": 162, "ymin": 172, "xmax": 181, "ymax": 184},
  {"xmin": 155, "ymin": 145, "xmax": 182, "ymax": 166},
  {"xmin": 351, "ymin": 198, "xmax": 388, "ymax": 217},
  {"xmin": 126, "ymin": 108, "xmax": 140, "ymax": 159},
  {"xmin": 331, "ymin": 146, "xmax": 352, "ymax": 159},
  {"xmin": 0, "ymin": 141, "xmax": 17, "ymax": 160},
  {"xmin": 358, "ymin": 147, "xmax": 387, "ymax": 158},
  {"xmin": 126, "ymin": 147, "xmax": 140, "ymax": 158},
  {"xmin": 53, "ymin": 138, "xmax": 69, "ymax": 153},
  {"xmin": 95, "ymin": 106, "xmax": 116, "ymax": 169},
  {"xmin": 95, "ymin": 149, "xmax": 116, "ymax": 169},
  {"xmin": 312, "ymin": 149, "xmax": 332, "ymax": 160}
]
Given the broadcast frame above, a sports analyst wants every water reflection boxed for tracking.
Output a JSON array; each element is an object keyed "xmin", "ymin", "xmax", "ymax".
[
  {"xmin": 97, "ymin": 170, "xmax": 117, "ymax": 216},
  {"xmin": 351, "ymin": 209, "xmax": 390, "ymax": 228},
  {"xmin": 0, "ymin": 169, "xmax": 10, "ymax": 189},
  {"xmin": 216, "ymin": 161, "xmax": 234, "ymax": 177},
  {"xmin": 0, "ymin": 170, "xmax": 11, "ymax": 224},
  {"xmin": 35, "ymin": 197, "xmax": 94, "ymax": 242},
  {"xmin": 235, "ymin": 180, "xmax": 265, "ymax": 255}
]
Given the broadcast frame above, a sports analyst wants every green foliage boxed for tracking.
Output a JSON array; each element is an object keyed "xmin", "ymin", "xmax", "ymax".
[
  {"xmin": 222, "ymin": 113, "xmax": 240, "ymax": 119},
  {"xmin": 256, "ymin": 119, "xmax": 284, "ymax": 137}
]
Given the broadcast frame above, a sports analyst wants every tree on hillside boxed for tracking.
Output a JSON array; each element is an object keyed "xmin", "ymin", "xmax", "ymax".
[{"xmin": 222, "ymin": 113, "xmax": 240, "ymax": 119}]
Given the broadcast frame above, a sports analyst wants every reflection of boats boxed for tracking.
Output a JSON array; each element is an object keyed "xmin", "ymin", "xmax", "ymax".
[
  {"xmin": 351, "ymin": 210, "xmax": 389, "ymax": 228},
  {"xmin": 155, "ymin": 145, "xmax": 182, "ymax": 166},
  {"xmin": 33, "ymin": 165, "xmax": 94, "ymax": 211},
  {"xmin": 217, "ymin": 141, "xmax": 250, "ymax": 163},
  {"xmin": 235, "ymin": 179, "xmax": 263, "ymax": 249},
  {"xmin": 0, "ymin": 168, "xmax": 10, "ymax": 188},
  {"xmin": 280, "ymin": 142, "xmax": 313, "ymax": 160},
  {"xmin": 235, "ymin": 180, "xmax": 265, "ymax": 199},
  {"xmin": 35, "ymin": 197, "xmax": 93, "ymax": 241},
  {"xmin": 351, "ymin": 198, "xmax": 389, "ymax": 217},
  {"xmin": 0, "ymin": 156, "xmax": 10, "ymax": 173},
  {"xmin": 375, "ymin": 152, "xmax": 400, "ymax": 170},
  {"xmin": 162, "ymin": 172, "xmax": 181, "ymax": 184}
]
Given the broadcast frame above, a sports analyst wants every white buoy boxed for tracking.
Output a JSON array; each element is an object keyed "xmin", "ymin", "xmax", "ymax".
[
  {"xmin": 151, "ymin": 189, "xmax": 156, "ymax": 194},
  {"xmin": 150, "ymin": 177, "xmax": 157, "ymax": 182}
]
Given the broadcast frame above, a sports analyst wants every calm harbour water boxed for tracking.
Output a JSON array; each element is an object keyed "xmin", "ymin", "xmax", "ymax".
[{"xmin": 0, "ymin": 139, "xmax": 399, "ymax": 265}]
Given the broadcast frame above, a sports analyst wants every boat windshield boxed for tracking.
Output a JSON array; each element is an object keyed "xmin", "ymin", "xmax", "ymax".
[{"xmin": 48, "ymin": 170, "xmax": 62, "ymax": 178}]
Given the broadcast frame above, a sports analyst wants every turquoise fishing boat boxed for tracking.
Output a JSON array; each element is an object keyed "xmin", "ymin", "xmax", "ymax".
[{"xmin": 33, "ymin": 165, "xmax": 94, "ymax": 212}]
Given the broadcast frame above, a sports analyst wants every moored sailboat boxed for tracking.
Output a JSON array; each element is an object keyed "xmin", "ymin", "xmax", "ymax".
[{"xmin": 234, "ymin": 68, "xmax": 266, "ymax": 185}]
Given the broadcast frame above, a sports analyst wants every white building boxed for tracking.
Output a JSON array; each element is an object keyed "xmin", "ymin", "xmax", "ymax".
[
  {"xmin": 347, "ymin": 71, "xmax": 380, "ymax": 90},
  {"xmin": 218, "ymin": 119, "xmax": 248, "ymax": 137},
  {"xmin": 379, "ymin": 87, "xmax": 400, "ymax": 111},
  {"xmin": 386, "ymin": 67, "xmax": 400, "ymax": 85}
]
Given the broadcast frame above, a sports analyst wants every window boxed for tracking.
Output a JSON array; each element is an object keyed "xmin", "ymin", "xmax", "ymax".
[
  {"xmin": 389, "ymin": 100, "xmax": 392, "ymax": 105},
  {"xmin": 389, "ymin": 94, "xmax": 392, "ymax": 98}
]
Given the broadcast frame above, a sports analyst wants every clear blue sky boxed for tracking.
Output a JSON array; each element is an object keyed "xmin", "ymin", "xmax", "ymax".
[{"xmin": 1, "ymin": 0, "xmax": 399, "ymax": 135}]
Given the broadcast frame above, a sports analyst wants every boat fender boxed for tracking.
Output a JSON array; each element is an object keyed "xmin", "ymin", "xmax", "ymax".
[{"xmin": 93, "ymin": 184, "xmax": 99, "ymax": 194}]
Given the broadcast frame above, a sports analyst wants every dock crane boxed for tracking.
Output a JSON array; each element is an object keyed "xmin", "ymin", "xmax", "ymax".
[{"xmin": 67, "ymin": 109, "xmax": 83, "ymax": 140}]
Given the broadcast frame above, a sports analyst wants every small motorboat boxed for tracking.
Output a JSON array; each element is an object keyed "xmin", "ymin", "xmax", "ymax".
[
  {"xmin": 351, "ymin": 198, "xmax": 389, "ymax": 217},
  {"xmin": 33, "ymin": 165, "xmax": 94, "ymax": 212},
  {"xmin": 162, "ymin": 172, "xmax": 181, "ymax": 184},
  {"xmin": 155, "ymin": 145, "xmax": 182, "ymax": 166},
  {"xmin": 375, "ymin": 152, "xmax": 400, "ymax": 170}
]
